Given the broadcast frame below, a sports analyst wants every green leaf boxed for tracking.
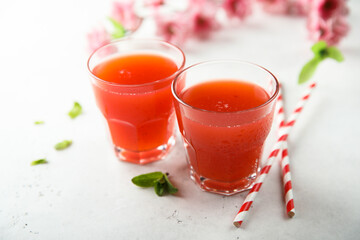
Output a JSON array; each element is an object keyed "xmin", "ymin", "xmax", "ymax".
[
  {"xmin": 54, "ymin": 140, "xmax": 72, "ymax": 150},
  {"xmin": 34, "ymin": 121, "xmax": 44, "ymax": 125},
  {"xmin": 131, "ymin": 172, "xmax": 164, "ymax": 187},
  {"xmin": 311, "ymin": 41, "xmax": 327, "ymax": 56},
  {"xmin": 154, "ymin": 181, "xmax": 165, "ymax": 196},
  {"xmin": 68, "ymin": 102, "xmax": 82, "ymax": 119},
  {"xmin": 297, "ymin": 41, "xmax": 344, "ymax": 85},
  {"xmin": 327, "ymin": 46, "xmax": 344, "ymax": 62},
  {"xmin": 111, "ymin": 31, "xmax": 125, "ymax": 40},
  {"xmin": 108, "ymin": 17, "xmax": 126, "ymax": 39},
  {"xmin": 31, "ymin": 159, "xmax": 48, "ymax": 166},
  {"xmin": 132, "ymin": 171, "xmax": 179, "ymax": 196},
  {"xmin": 164, "ymin": 174, "xmax": 178, "ymax": 194},
  {"xmin": 298, "ymin": 58, "xmax": 320, "ymax": 84}
]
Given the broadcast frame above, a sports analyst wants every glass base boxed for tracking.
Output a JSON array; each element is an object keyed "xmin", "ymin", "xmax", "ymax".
[
  {"xmin": 189, "ymin": 167, "xmax": 259, "ymax": 196},
  {"xmin": 114, "ymin": 136, "xmax": 175, "ymax": 164}
]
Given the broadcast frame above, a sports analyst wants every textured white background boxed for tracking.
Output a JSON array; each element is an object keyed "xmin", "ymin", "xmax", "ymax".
[{"xmin": 0, "ymin": 1, "xmax": 360, "ymax": 239}]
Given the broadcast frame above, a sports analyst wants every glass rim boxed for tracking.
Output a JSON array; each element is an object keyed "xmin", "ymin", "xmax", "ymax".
[
  {"xmin": 171, "ymin": 59, "xmax": 279, "ymax": 114},
  {"xmin": 87, "ymin": 38, "xmax": 186, "ymax": 88}
]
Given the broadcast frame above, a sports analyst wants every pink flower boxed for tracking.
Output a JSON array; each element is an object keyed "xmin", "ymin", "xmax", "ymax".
[
  {"xmin": 111, "ymin": 1, "xmax": 142, "ymax": 32},
  {"xmin": 324, "ymin": 17, "xmax": 349, "ymax": 45},
  {"xmin": 257, "ymin": 0, "xmax": 310, "ymax": 15},
  {"xmin": 144, "ymin": 0, "xmax": 165, "ymax": 8},
  {"xmin": 257, "ymin": 0, "xmax": 290, "ymax": 15},
  {"xmin": 331, "ymin": 16, "xmax": 350, "ymax": 42},
  {"xmin": 222, "ymin": 0, "xmax": 252, "ymax": 20},
  {"xmin": 154, "ymin": 12, "xmax": 191, "ymax": 46},
  {"xmin": 308, "ymin": 18, "xmax": 331, "ymax": 42},
  {"xmin": 188, "ymin": 0, "xmax": 220, "ymax": 39},
  {"xmin": 290, "ymin": 0, "xmax": 311, "ymax": 16},
  {"xmin": 87, "ymin": 27, "xmax": 111, "ymax": 53},
  {"xmin": 307, "ymin": 15, "xmax": 349, "ymax": 45},
  {"xmin": 312, "ymin": 0, "xmax": 344, "ymax": 20},
  {"xmin": 307, "ymin": 0, "xmax": 349, "ymax": 45}
]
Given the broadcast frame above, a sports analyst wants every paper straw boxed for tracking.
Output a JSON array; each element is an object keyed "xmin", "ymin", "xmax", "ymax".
[
  {"xmin": 233, "ymin": 82, "xmax": 317, "ymax": 228},
  {"xmin": 233, "ymin": 95, "xmax": 286, "ymax": 228},
  {"xmin": 277, "ymin": 90, "xmax": 295, "ymax": 218},
  {"xmin": 280, "ymin": 141, "xmax": 295, "ymax": 217},
  {"xmin": 284, "ymin": 82, "xmax": 316, "ymax": 129},
  {"xmin": 280, "ymin": 82, "xmax": 316, "ymax": 217}
]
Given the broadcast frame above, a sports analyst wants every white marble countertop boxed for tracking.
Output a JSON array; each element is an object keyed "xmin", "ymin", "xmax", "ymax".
[{"xmin": 1, "ymin": 1, "xmax": 360, "ymax": 239}]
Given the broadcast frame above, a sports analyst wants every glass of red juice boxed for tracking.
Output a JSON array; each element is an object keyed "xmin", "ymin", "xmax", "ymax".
[
  {"xmin": 172, "ymin": 60, "xmax": 279, "ymax": 195},
  {"xmin": 87, "ymin": 39, "xmax": 185, "ymax": 164}
]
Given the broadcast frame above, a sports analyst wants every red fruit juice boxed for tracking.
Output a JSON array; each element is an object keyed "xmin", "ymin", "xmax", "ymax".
[
  {"xmin": 177, "ymin": 80, "xmax": 274, "ymax": 192},
  {"xmin": 92, "ymin": 54, "xmax": 178, "ymax": 153}
]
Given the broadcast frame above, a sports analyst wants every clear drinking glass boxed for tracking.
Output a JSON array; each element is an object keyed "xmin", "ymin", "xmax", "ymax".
[
  {"xmin": 172, "ymin": 60, "xmax": 279, "ymax": 195},
  {"xmin": 88, "ymin": 38, "xmax": 185, "ymax": 164}
]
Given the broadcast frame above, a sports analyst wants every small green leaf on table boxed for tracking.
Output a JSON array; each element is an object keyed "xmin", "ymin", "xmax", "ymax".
[
  {"xmin": 164, "ymin": 174, "xmax": 178, "ymax": 194},
  {"xmin": 31, "ymin": 159, "xmax": 48, "ymax": 166},
  {"xmin": 131, "ymin": 171, "xmax": 164, "ymax": 187},
  {"xmin": 154, "ymin": 181, "xmax": 166, "ymax": 196},
  {"xmin": 54, "ymin": 140, "xmax": 72, "ymax": 150},
  {"xmin": 131, "ymin": 172, "xmax": 178, "ymax": 197},
  {"xmin": 68, "ymin": 102, "xmax": 82, "ymax": 119}
]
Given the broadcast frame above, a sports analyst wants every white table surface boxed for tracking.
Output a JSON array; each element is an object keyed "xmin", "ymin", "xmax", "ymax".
[{"xmin": 1, "ymin": 1, "xmax": 360, "ymax": 239}]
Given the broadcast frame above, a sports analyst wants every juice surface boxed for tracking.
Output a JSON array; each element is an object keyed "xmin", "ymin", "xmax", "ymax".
[
  {"xmin": 177, "ymin": 80, "xmax": 273, "ymax": 191},
  {"xmin": 93, "ymin": 54, "xmax": 178, "ymax": 85},
  {"xmin": 92, "ymin": 54, "xmax": 178, "ymax": 152},
  {"xmin": 181, "ymin": 80, "xmax": 269, "ymax": 112}
]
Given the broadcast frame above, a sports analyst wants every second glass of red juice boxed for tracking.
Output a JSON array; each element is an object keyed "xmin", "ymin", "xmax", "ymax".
[
  {"xmin": 87, "ymin": 39, "xmax": 185, "ymax": 164},
  {"xmin": 172, "ymin": 60, "xmax": 279, "ymax": 195}
]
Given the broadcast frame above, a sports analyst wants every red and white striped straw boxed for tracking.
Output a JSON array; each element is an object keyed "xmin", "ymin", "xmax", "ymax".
[
  {"xmin": 279, "ymin": 82, "xmax": 317, "ymax": 218},
  {"xmin": 233, "ymin": 82, "xmax": 317, "ymax": 228},
  {"xmin": 277, "ymin": 90, "xmax": 295, "ymax": 218},
  {"xmin": 283, "ymin": 82, "xmax": 317, "ymax": 130},
  {"xmin": 280, "ymin": 141, "xmax": 295, "ymax": 217}
]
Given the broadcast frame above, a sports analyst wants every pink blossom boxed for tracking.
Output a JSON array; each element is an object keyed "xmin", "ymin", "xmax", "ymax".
[
  {"xmin": 290, "ymin": 0, "xmax": 311, "ymax": 16},
  {"xmin": 111, "ymin": 1, "xmax": 142, "ymax": 32},
  {"xmin": 188, "ymin": 0, "xmax": 220, "ymax": 39},
  {"xmin": 312, "ymin": 0, "xmax": 344, "ymax": 20},
  {"xmin": 331, "ymin": 16, "xmax": 350, "ymax": 42},
  {"xmin": 307, "ymin": 0, "xmax": 349, "ymax": 45},
  {"xmin": 87, "ymin": 27, "xmax": 111, "ymax": 53},
  {"xmin": 257, "ymin": 0, "xmax": 290, "ymax": 15},
  {"xmin": 316, "ymin": 17, "xmax": 348, "ymax": 45},
  {"xmin": 144, "ymin": 0, "xmax": 165, "ymax": 8},
  {"xmin": 154, "ymin": 12, "xmax": 191, "ymax": 46},
  {"xmin": 257, "ymin": 0, "xmax": 311, "ymax": 15},
  {"xmin": 222, "ymin": 0, "xmax": 252, "ymax": 20},
  {"xmin": 307, "ymin": 18, "xmax": 331, "ymax": 42}
]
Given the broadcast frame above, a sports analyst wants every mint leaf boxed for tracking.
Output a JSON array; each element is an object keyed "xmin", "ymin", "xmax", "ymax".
[
  {"xmin": 164, "ymin": 174, "xmax": 178, "ymax": 194},
  {"xmin": 298, "ymin": 41, "xmax": 344, "ymax": 84},
  {"xmin": 131, "ymin": 172, "xmax": 164, "ymax": 187},
  {"xmin": 68, "ymin": 102, "xmax": 82, "ymax": 119},
  {"xmin": 54, "ymin": 140, "xmax": 72, "ymax": 150},
  {"xmin": 31, "ymin": 159, "xmax": 48, "ymax": 166},
  {"xmin": 311, "ymin": 41, "xmax": 327, "ymax": 56},
  {"xmin": 298, "ymin": 58, "xmax": 320, "ymax": 84},
  {"xmin": 108, "ymin": 17, "xmax": 126, "ymax": 39},
  {"xmin": 34, "ymin": 121, "xmax": 44, "ymax": 125},
  {"xmin": 154, "ymin": 181, "xmax": 165, "ymax": 196},
  {"xmin": 327, "ymin": 46, "xmax": 344, "ymax": 62},
  {"xmin": 132, "ymin": 171, "xmax": 178, "ymax": 196}
]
